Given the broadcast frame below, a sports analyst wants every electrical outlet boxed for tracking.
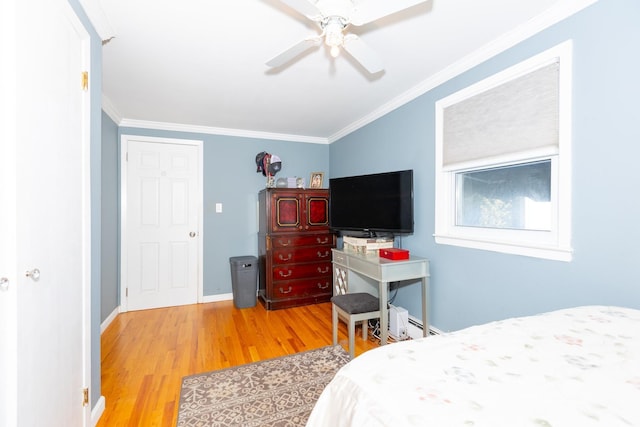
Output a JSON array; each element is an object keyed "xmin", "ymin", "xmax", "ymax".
[{"xmin": 215, "ymin": 203, "xmax": 222, "ymax": 213}]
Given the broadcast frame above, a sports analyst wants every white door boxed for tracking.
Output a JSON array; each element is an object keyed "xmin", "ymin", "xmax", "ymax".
[
  {"xmin": 0, "ymin": 0, "xmax": 91, "ymax": 425},
  {"xmin": 122, "ymin": 136, "xmax": 202, "ymax": 311}
]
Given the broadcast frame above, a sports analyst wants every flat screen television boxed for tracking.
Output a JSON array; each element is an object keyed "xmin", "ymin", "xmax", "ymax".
[{"xmin": 329, "ymin": 169, "xmax": 414, "ymax": 236}]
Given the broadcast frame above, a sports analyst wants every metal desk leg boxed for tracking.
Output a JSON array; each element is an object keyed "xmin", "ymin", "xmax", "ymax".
[
  {"xmin": 422, "ymin": 276, "xmax": 429, "ymax": 337},
  {"xmin": 379, "ymin": 280, "xmax": 388, "ymax": 345}
]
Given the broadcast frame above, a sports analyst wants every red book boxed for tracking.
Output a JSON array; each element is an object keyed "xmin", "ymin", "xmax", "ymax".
[{"xmin": 379, "ymin": 248, "xmax": 409, "ymax": 260}]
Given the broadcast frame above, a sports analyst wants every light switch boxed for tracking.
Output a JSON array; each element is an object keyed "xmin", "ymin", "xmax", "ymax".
[{"xmin": 215, "ymin": 203, "xmax": 222, "ymax": 213}]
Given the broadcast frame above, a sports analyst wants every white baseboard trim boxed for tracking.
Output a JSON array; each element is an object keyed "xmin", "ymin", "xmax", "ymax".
[
  {"xmin": 407, "ymin": 315, "xmax": 444, "ymax": 340},
  {"xmin": 101, "ymin": 306, "xmax": 120, "ymax": 334},
  {"xmin": 201, "ymin": 293, "xmax": 234, "ymax": 304},
  {"xmin": 100, "ymin": 294, "xmax": 238, "ymax": 333},
  {"xmin": 91, "ymin": 395, "xmax": 105, "ymax": 427}
]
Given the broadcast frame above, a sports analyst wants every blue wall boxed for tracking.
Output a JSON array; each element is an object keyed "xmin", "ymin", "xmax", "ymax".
[
  {"xmin": 101, "ymin": 112, "xmax": 119, "ymax": 320},
  {"xmin": 330, "ymin": 0, "xmax": 640, "ymax": 331},
  {"xmin": 116, "ymin": 128, "xmax": 330, "ymax": 297}
]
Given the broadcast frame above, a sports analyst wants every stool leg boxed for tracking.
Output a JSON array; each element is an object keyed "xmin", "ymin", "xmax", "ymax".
[
  {"xmin": 332, "ymin": 304, "xmax": 338, "ymax": 346},
  {"xmin": 362, "ymin": 320, "xmax": 367, "ymax": 340},
  {"xmin": 348, "ymin": 318, "xmax": 355, "ymax": 359}
]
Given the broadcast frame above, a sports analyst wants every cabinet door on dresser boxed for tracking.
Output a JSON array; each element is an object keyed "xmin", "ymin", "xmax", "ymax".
[
  {"xmin": 258, "ymin": 188, "xmax": 335, "ymax": 310},
  {"xmin": 302, "ymin": 192, "xmax": 330, "ymax": 231},
  {"xmin": 264, "ymin": 189, "xmax": 330, "ymax": 233},
  {"xmin": 267, "ymin": 189, "xmax": 302, "ymax": 232}
]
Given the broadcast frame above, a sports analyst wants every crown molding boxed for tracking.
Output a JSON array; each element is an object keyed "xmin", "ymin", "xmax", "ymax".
[
  {"xmin": 102, "ymin": 94, "xmax": 328, "ymax": 144},
  {"xmin": 118, "ymin": 118, "xmax": 330, "ymax": 144},
  {"xmin": 101, "ymin": 94, "xmax": 122, "ymax": 124},
  {"xmin": 78, "ymin": 0, "xmax": 115, "ymax": 41},
  {"xmin": 328, "ymin": 0, "xmax": 597, "ymax": 143}
]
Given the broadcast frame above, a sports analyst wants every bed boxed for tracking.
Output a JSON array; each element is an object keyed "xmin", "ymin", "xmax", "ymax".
[{"xmin": 307, "ymin": 305, "xmax": 640, "ymax": 426}]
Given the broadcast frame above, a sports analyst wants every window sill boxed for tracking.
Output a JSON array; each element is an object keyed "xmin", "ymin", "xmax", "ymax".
[{"xmin": 434, "ymin": 234, "xmax": 573, "ymax": 262}]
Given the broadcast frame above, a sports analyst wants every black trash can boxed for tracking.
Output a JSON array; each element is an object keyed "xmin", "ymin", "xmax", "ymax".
[{"xmin": 229, "ymin": 256, "xmax": 258, "ymax": 308}]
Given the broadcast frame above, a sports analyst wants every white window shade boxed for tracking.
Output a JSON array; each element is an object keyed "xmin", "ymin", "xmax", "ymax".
[{"xmin": 443, "ymin": 62, "xmax": 559, "ymax": 166}]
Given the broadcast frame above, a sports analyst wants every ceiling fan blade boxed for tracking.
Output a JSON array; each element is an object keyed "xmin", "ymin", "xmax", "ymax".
[
  {"xmin": 350, "ymin": 0, "xmax": 427, "ymax": 26},
  {"xmin": 342, "ymin": 34, "xmax": 384, "ymax": 74},
  {"xmin": 277, "ymin": 0, "xmax": 323, "ymax": 21},
  {"xmin": 266, "ymin": 37, "xmax": 322, "ymax": 68}
]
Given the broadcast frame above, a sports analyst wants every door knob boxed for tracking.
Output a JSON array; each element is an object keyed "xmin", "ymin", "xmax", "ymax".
[
  {"xmin": 189, "ymin": 231, "xmax": 196, "ymax": 238},
  {"xmin": 25, "ymin": 268, "xmax": 40, "ymax": 281},
  {"xmin": 0, "ymin": 277, "xmax": 8, "ymax": 292}
]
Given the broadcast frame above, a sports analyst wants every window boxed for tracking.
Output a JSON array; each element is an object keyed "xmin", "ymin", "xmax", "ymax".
[
  {"xmin": 434, "ymin": 42, "xmax": 572, "ymax": 261},
  {"xmin": 456, "ymin": 160, "xmax": 551, "ymax": 231}
]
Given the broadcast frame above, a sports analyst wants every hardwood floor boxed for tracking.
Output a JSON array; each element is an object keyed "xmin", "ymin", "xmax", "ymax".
[{"xmin": 97, "ymin": 300, "xmax": 379, "ymax": 426}]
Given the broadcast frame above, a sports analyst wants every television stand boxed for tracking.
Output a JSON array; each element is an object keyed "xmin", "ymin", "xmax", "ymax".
[{"xmin": 331, "ymin": 249, "xmax": 430, "ymax": 345}]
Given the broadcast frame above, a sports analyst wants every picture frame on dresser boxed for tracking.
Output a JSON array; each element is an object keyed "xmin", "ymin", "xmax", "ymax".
[{"xmin": 310, "ymin": 172, "xmax": 324, "ymax": 189}]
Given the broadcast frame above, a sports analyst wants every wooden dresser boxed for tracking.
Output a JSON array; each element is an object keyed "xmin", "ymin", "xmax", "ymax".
[{"xmin": 258, "ymin": 188, "xmax": 336, "ymax": 310}]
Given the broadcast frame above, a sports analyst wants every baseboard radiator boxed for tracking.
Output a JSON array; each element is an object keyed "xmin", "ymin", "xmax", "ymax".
[{"xmin": 407, "ymin": 315, "xmax": 443, "ymax": 339}]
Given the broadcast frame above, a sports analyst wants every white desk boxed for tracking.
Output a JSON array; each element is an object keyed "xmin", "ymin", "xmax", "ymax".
[{"xmin": 332, "ymin": 249, "xmax": 430, "ymax": 346}]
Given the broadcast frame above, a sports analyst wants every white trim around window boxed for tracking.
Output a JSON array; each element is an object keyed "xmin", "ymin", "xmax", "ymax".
[{"xmin": 434, "ymin": 41, "xmax": 573, "ymax": 262}]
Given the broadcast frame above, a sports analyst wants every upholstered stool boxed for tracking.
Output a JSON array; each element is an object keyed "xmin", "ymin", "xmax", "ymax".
[{"xmin": 331, "ymin": 292, "xmax": 381, "ymax": 359}]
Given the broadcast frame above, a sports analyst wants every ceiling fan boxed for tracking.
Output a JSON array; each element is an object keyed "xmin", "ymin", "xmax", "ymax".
[{"xmin": 266, "ymin": 0, "xmax": 427, "ymax": 74}]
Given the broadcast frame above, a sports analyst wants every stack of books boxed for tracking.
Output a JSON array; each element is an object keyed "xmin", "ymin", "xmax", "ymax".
[{"xmin": 343, "ymin": 236, "xmax": 394, "ymax": 254}]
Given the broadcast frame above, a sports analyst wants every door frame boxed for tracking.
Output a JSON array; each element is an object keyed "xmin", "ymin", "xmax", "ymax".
[
  {"xmin": 75, "ymin": 3, "xmax": 93, "ymax": 424},
  {"xmin": 120, "ymin": 134, "xmax": 204, "ymax": 312}
]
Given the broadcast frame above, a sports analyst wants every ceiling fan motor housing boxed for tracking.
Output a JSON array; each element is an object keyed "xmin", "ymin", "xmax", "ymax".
[{"xmin": 322, "ymin": 16, "xmax": 347, "ymax": 49}]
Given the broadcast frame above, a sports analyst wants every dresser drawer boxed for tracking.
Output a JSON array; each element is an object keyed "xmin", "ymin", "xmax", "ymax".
[
  {"xmin": 272, "ymin": 246, "xmax": 332, "ymax": 264},
  {"xmin": 270, "ymin": 277, "xmax": 332, "ymax": 299},
  {"xmin": 272, "ymin": 262, "xmax": 332, "ymax": 281},
  {"xmin": 271, "ymin": 234, "xmax": 334, "ymax": 248}
]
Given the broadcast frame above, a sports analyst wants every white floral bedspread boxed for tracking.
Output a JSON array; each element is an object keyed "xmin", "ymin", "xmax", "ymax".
[{"xmin": 307, "ymin": 306, "xmax": 640, "ymax": 426}]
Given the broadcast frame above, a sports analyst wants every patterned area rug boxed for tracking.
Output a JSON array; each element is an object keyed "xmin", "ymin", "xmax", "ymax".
[{"xmin": 176, "ymin": 345, "xmax": 350, "ymax": 426}]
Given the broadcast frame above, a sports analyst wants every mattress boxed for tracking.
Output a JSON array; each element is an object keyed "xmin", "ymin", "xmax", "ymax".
[{"xmin": 307, "ymin": 305, "xmax": 640, "ymax": 426}]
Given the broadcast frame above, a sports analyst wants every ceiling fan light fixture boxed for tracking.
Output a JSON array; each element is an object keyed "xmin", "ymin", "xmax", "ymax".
[{"xmin": 323, "ymin": 16, "xmax": 345, "ymax": 57}]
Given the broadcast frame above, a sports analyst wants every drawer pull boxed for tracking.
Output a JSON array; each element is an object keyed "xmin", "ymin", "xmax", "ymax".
[
  {"xmin": 278, "ymin": 270, "xmax": 292, "ymax": 278},
  {"xmin": 279, "ymin": 286, "xmax": 293, "ymax": 294},
  {"xmin": 317, "ymin": 266, "xmax": 330, "ymax": 274},
  {"xmin": 317, "ymin": 282, "xmax": 330, "ymax": 290},
  {"xmin": 278, "ymin": 253, "xmax": 293, "ymax": 261},
  {"xmin": 316, "ymin": 237, "xmax": 329, "ymax": 244},
  {"xmin": 278, "ymin": 239, "xmax": 292, "ymax": 247},
  {"xmin": 316, "ymin": 250, "xmax": 330, "ymax": 258}
]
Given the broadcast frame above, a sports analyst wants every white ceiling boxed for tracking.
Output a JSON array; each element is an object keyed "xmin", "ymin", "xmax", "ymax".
[{"xmin": 100, "ymin": 0, "xmax": 592, "ymax": 143}]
